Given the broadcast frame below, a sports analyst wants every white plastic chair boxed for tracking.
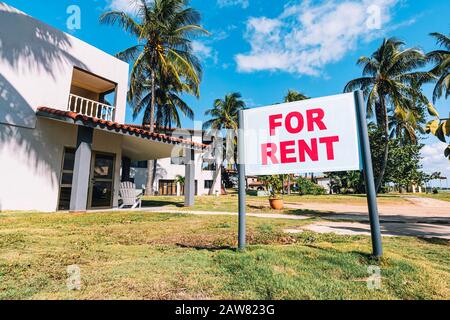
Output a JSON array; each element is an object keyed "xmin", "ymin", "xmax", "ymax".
[{"xmin": 119, "ymin": 181, "xmax": 143, "ymax": 209}]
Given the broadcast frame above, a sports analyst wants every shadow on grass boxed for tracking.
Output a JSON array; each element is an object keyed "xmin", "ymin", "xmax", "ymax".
[
  {"xmin": 285, "ymin": 209, "xmax": 335, "ymax": 215},
  {"xmin": 176, "ymin": 243, "xmax": 235, "ymax": 252},
  {"xmin": 141, "ymin": 199, "xmax": 184, "ymax": 208},
  {"xmin": 417, "ymin": 237, "xmax": 450, "ymax": 246}
]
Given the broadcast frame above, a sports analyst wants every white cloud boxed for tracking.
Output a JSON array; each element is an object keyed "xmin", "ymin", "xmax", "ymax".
[
  {"xmin": 192, "ymin": 40, "xmax": 218, "ymax": 64},
  {"xmin": 217, "ymin": 0, "xmax": 249, "ymax": 9},
  {"xmin": 235, "ymin": 0, "xmax": 398, "ymax": 75},
  {"xmin": 107, "ymin": 0, "xmax": 139, "ymax": 14},
  {"xmin": 421, "ymin": 142, "xmax": 450, "ymax": 178}
]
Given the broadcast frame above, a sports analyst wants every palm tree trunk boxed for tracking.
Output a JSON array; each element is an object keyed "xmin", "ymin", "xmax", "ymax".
[
  {"xmin": 287, "ymin": 175, "xmax": 291, "ymax": 195},
  {"xmin": 145, "ymin": 69, "xmax": 157, "ymax": 196},
  {"xmin": 375, "ymin": 97, "xmax": 389, "ymax": 193}
]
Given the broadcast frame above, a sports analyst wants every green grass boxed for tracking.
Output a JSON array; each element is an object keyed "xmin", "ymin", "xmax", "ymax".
[
  {"xmin": 142, "ymin": 194, "xmax": 409, "ymax": 214},
  {"xmin": 0, "ymin": 211, "xmax": 448, "ymax": 300}
]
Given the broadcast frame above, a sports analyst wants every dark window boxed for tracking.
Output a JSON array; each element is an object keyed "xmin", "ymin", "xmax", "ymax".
[
  {"xmin": 202, "ymin": 162, "xmax": 216, "ymax": 171},
  {"xmin": 131, "ymin": 161, "xmax": 148, "ymax": 169},
  {"xmin": 58, "ymin": 148, "xmax": 76, "ymax": 210},
  {"xmin": 204, "ymin": 180, "xmax": 214, "ymax": 189}
]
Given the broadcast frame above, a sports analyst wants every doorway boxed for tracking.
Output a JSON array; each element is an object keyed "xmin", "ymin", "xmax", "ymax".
[{"xmin": 88, "ymin": 152, "xmax": 115, "ymax": 209}]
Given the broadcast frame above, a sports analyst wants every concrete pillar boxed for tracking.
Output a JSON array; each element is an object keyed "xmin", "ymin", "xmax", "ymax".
[
  {"xmin": 70, "ymin": 126, "xmax": 93, "ymax": 213},
  {"xmin": 121, "ymin": 157, "xmax": 131, "ymax": 182},
  {"xmin": 184, "ymin": 148, "xmax": 195, "ymax": 207}
]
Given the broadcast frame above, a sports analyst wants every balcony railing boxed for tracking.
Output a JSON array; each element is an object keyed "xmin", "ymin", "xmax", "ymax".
[{"xmin": 67, "ymin": 94, "xmax": 115, "ymax": 122}]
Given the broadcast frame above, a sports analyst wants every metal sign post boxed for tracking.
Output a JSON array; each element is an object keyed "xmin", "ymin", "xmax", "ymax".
[
  {"xmin": 238, "ymin": 110, "xmax": 246, "ymax": 251},
  {"xmin": 354, "ymin": 90, "xmax": 383, "ymax": 257}
]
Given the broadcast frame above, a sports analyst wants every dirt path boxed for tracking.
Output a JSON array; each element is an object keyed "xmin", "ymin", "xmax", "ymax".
[
  {"xmin": 138, "ymin": 208, "xmax": 450, "ymax": 240},
  {"xmin": 288, "ymin": 221, "xmax": 450, "ymax": 240},
  {"xmin": 280, "ymin": 197, "xmax": 450, "ymax": 218}
]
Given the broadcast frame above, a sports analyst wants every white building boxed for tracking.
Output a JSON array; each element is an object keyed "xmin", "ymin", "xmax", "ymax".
[
  {"xmin": 130, "ymin": 129, "xmax": 222, "ymax": 196},
  {"xmin": 0, "ymin": 3, "xmax": 207, "ymax": 212}
]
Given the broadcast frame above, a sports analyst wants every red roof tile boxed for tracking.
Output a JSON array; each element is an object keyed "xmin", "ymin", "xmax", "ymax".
[{"xmin": 36, "ymin": 107, "xmax": 206, "ymax": 149}]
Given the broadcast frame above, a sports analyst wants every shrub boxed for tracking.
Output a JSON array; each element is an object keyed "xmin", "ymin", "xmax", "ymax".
[{"xmin": 296, "ymin": 177, "xmax": 326, "ymax": 195}]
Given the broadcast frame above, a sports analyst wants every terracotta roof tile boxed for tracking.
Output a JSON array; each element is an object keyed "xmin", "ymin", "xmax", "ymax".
[{"xmin": 36, "ymin": 107, "xmax": 206, "ymax": 149}]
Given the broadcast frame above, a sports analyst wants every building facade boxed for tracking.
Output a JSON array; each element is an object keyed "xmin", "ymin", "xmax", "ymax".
[{"xmin": 0, "ymin": 3, "xmax": 203, "ymax": 212}]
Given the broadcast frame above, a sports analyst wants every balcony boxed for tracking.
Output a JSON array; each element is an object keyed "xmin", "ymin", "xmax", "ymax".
[
  {"xmin": 67, "ymin": 67, "xmax": 118, "ymax": 122},
  {"xmin": 68, "ymin": 93, "xmax": 115, "ymax": 122}
]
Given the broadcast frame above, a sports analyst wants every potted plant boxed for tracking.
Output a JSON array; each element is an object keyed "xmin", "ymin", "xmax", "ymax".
[{"xmin": 261, "ymin": 175, "xmax": 284, "ymax": 210}]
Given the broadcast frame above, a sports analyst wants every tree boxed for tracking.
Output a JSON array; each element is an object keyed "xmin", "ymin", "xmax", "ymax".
[
  {"xmin": 203, "ymin": 92, "xmax": 246, "ymax": 168},
  {"xmin": 284, "ymin": 89, "xmax": 309, "ymax": 103},
  {"xmin": 344, "ymin": 38, "xmax": 431, "ymax": 192},
  {"xmin": 384, "ymin": 140, "xmax": 425, "ymax": 192},
  {"xmin": 425, "ymin": 104, "xmax": 450, "ymax": 160},
  {"xmin": 132, "ymin": 72, "xmax": 194, "ymax": 129},
  {"xmin": 259, "ymin": 175, "xmax": 284, "ymax": 199},
  {"xmin": 428, "ymin": 31, "xmax": 450, "ymax": 102},
  {"xmin": 283, "ymin": 89, "xmax": 309, "ymax": 194},
  {"xmin": 100, "ymin": 0, "xmax": 207, "ymax": 195},
  {"xmin": 388, "ymin": 80, "xmax": 426, "ymax": 145},
  {"xmin": 203, "ymin": 92, "xmax": 246, "ymax": 131}
]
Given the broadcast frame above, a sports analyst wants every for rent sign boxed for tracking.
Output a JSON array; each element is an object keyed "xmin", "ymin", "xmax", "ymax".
[{"xmin": 240, "ymin": 92, "xmax": 362, "ymax": 176}]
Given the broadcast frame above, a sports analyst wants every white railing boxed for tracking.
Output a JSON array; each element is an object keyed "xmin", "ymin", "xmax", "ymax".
[{"xmin": 67, "ymin": 94, "xmax": 115, "ymax": 122}]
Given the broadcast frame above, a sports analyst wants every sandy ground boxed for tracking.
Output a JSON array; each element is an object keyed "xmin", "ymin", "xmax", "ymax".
[{"xmin": 282, "ymin": 196, "xmax": 450, "ymax": 218}]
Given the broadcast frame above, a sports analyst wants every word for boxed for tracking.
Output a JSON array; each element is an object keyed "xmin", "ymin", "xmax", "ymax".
[{"xmin": 262, "ymin": 109, "xmax": 340, "ymax": 165}]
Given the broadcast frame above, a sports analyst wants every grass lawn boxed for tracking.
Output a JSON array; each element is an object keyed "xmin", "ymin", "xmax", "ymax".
[
  {"xmin": 142, "ymin": 194, "xmax": 410, "ymax": 214},
  {"xmin": 0, "ymin": 210, "xmax": 448, "ymax": 300},
  {"xmin": 414, "ymin": 192, "xmax": 450, "ymax": 202}
]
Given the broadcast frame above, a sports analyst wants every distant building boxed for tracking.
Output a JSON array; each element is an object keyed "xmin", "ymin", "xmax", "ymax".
[{"xmin": 130, "ymin": 128, "xmax": 222, "ymax": 196}]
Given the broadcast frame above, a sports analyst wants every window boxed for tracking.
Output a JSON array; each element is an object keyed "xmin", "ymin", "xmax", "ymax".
[
  {"xmin": 58, "ymin": 148, "xmax": 76, "ymax": 210},
  {"xmin": 204, "ymin": 180, "xmax": 214, "ymax": 189},
  {"xmin": 202, "ymin": 162, "xmax": 216, "ymax": 171},
  {"xmin": 131, "ymin": 161, "xmax": 148, "ymax": 169},
  {"xmin": 159, "ymin": 180, "xmax": 177, "ymax": 196}
]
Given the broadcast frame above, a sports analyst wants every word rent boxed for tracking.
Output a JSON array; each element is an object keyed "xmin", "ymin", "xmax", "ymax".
[{"xmin": 262, "ymin": 109, "xmax": 340, "ymax": 165}]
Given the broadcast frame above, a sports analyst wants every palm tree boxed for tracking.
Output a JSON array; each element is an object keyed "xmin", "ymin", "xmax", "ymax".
[
  {"xmin": 283, "ymin": 89, "xmax": 309, "ymax": 194},
  {"xmin": 203, "ymin": 93, "xmax": 246, "ymax": 131},
  {"xmin": 203, "ymin": 93, "xmax": 246, "ymax": 171},
  {"xmin": 389, "ymin": 80, "xmax": 426, "ymax": 145},
  {"xmin": 175, "ymin": 175, "xmax": 185, "ymax": 195},
  {"xmin": 284, "ymin": 89, "xmax": 309, "ymax": 103},
  {"xmin": 428, "ymin": 31, "xmax": 450, "ymax": 102},
  {"xmin": 100, "ymin": 0, "xmax": 207, "ymax": 195},
  {"xmin": 132, "ymin": 72, "xmax": 194, "ymax": 129},
  {"xmin": 344, "ymin": 38, "xmax": 431, "ymax": 192}
]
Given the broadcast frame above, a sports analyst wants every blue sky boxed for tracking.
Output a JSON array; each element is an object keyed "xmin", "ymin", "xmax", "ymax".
[{"xmin": 5, "ymin": 0, "xmax": 450, "ymax": 179}]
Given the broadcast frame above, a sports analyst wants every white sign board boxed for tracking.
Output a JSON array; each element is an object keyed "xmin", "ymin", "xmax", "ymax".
[{"xmin": 241, "ymin": 92, "xmax": 362, "ymax": 176}]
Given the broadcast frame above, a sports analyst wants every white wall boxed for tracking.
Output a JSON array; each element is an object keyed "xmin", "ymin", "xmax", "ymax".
[
  {"xmin": 0, "ymin": 119, "xmax": 77, "ymax": 211},
  {"xmin": 0, "ymin": 2, "xmax": 129, "ymax": 127}
]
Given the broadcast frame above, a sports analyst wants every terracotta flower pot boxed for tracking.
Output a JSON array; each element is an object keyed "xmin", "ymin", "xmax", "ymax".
[{"xmin": 269, "ymin": 198, "xmax": 284, "ymax": 210}]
